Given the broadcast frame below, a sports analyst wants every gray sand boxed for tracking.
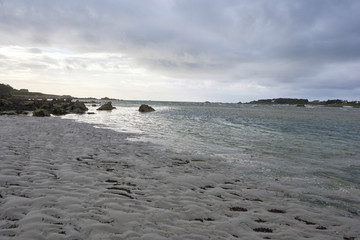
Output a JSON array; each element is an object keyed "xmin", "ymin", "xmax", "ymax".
[{"xmin": 0, "ymin": 116, "xmax": 358, "ymax": 239}]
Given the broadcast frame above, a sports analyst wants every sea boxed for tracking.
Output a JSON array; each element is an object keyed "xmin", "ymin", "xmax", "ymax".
[{"xmin": 62, "ymin": 101, "xmax": 360, "ymax": 216}]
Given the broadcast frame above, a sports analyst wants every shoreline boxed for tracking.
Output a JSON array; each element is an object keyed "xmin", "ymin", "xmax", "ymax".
[{"xmin": 0, "ymin": 115, "xmax": 359, "ymax": 239}]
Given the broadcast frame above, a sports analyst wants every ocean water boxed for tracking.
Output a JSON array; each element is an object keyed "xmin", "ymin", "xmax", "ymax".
[{"xmin": 62, "ymin": 101, "xmax": 360, "ymax": 215}]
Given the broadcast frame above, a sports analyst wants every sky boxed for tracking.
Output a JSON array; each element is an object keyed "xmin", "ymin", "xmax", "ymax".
[{"xmin": 0, "ymin": 0, "xmax": 359, "ymax": 102}]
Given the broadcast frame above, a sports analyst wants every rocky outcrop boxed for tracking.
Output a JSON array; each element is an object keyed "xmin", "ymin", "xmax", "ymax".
[
  {"xmin": 0, "ymin": 97, "xmax": 89, "ymax": 116},
  {"xmin": 33, "ymin": 108, "xmax": 50, "ymax": 117},
  {"xmin": 0, "ymin": 98, "xmax": 37, "ymax": 112},
  {"xmin": 52, "ymin": 107, "xmax": 67, "ymax": 115},
  {"xmin": 67, "ymin": 100, "xmax": 88, "ymax": 114},
  {"xmin": 138, "ymin": 104, "xmax": 155, "ymax": 112},
  {"xmin": 97, "ymin": 102, "xmax": 116, "ymax": 111},
  {"xmin": 0, "ymin": 110, "xmax": 17, "ymax": 115}
]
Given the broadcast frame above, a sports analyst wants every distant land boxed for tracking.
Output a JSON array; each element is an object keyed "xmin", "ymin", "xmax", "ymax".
[
  {"xmin": 1, "ymin": 83, "xmax": 359, "ymax": 108},
  {"xmin": 247, "ymin": 98, "xmax": 360, "ymax": 108},
  {"xmin": 0, "ymin": 83, "xmax": 70, "ymax": 99},
  {"xmin": 0, "ymin": 83, "xmax": 84, "ymax": 116}
]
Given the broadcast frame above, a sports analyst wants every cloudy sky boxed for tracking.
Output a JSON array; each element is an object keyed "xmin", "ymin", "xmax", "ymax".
[{"xmin": 0, "ymin": 0, "xmax": 359, "ymax": 102}]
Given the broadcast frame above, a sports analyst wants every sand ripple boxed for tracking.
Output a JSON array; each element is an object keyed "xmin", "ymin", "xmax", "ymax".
[{"xmin": 0, "ymin": 116, "xmax": 359, "ymax": 239}]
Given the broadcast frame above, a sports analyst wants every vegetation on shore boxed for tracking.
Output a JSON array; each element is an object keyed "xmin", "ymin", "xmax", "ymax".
[
  {"xmin": 0, "ymin": 83, "xmax": 70, "ymax": 99},
  {"xmin": 247, "ymin": 98, "xmax": 360, "ymax": 108}
]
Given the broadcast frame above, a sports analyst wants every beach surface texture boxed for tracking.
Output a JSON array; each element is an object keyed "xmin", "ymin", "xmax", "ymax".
[{"xmin": 0, "ymin": 116, "xmax": 358, "ymax": 240}]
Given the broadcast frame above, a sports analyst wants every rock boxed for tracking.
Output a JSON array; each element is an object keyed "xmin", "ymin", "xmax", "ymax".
[
  {"xmin": 0, "ymin": 110, "xmax": 17, "ymax": 115},
  {"xmin": 0, "ymin": 99, "xmax": 8, "ymax": 106},
  {"xmin": 0, "ymin": 97, "xmax": 90, "ymax": 115},
  {"xmin": 53, "ymin": 102, "xmax": 69, "ymax": 109},
  {"xmin": 1, "ymin": 98, "xmax": 37, "ymax": 112},
  {"xmin": 91, "ymin": 104, "xmax": 97, "ymax": 107},
  {"xmin": 33, "ymin": 108, "xmax": 50, "ymax": 117},
  {"xmin": 139, "ymin": 104, "xmax": 155, "ymax": 112},
  {"xmin": 71, "ymin": 108, "xmax": 86, "ymax": 114},
  {"xmin": 40, "ymin": 101, "xmax": 52, "ymax": 110},
  {"xmin": 19, "ymin": 100, "xmax": 35, "ymax": 107},
  {"xmin": 87, "ymin": 112, "xmax": 95, "ymax": 114},
  {"xmin": 71, "ymin": 101, "xmax": 88, "ymax": 113},
  {"xmin": 64, "ymin": 100, "xmax": 88, "ymax": 114},
  {"xmin": 97, "ymin": 102, "xmax": 116, "ymax": 110},
  {"xmin": 0, "ymin": 99, "xmax": 12, "ymax": 109},
  {"xmin": 296, "ymin": 104, "xmax": 305, "ymax": 107},
  {"xmin": 52, "ymin": 107, "xmax": 67, "ymax": 115}
]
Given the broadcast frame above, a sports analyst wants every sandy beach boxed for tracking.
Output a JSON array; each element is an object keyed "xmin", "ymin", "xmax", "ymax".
[{"xmin": 0, "ymin": 115, "xmax": 358, "ymax": 240}]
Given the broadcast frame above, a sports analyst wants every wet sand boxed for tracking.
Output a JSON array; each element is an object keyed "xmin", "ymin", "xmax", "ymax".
[{"xmin": 0, "ymin": 116, "xmax": 358, "ymax": 239}]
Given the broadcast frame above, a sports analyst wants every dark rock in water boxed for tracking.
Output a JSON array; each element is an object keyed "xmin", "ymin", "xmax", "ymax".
[
  {"xmin": 91, "ymin": 104, "xmax": 97, "ymax": 107},
  {"xmin": 296, "ymin": 104, "xmax": 306, "ymax": 107},
  {"xmin": 97, "ymin": 102, "xmax": 116, "ymax": 110},
  {"xmin": 70, "ymin": 101, "xmax": 88, "ymax": 113},
  {"xmin": 62, "ymin": 100, "xmax": 88, "ymax": 114},
  {"xmin": 73, "ymin": 100, "xmax": 87, "ymax": 109},
  {"xmin": 33, "ymin": 108, "xmax": 50, "ymax": 117},
  {"xmin": 138, "ymin": 104, "xmax": 155, "ymax": 112},
  {"xmin": 87, "ymin": 112, "xmax": 95, "ymax": 114}
]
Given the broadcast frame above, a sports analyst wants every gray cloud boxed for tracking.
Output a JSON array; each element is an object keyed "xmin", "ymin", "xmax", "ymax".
[
  {"xmin": 28, "ymin": 48, "xmax": 42, "ymax": 54},
  {"xmin": 0, "ymin": 0, "xmax": 359, "ymax": 101}
]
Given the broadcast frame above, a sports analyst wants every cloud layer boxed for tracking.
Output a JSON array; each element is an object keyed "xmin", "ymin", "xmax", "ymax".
[{"xmin": 0, "ymin": 0, "xmax": 360, "ymax": 101}]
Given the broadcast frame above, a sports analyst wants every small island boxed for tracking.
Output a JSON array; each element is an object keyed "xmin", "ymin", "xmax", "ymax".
[{"xmin": 246, "ymin": 98, "xmax": 360, "ymax": 108}]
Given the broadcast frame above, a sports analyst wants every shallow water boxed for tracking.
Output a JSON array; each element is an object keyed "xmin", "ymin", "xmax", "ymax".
[{"xmin": 63, "ymin": 101, "xmax": 360, "ymax": 215}]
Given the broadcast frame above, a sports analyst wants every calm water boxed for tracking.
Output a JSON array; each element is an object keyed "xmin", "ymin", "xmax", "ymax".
[{"xmin": 63, "ymin": 101, "xmax": 360, "ymax": 215}]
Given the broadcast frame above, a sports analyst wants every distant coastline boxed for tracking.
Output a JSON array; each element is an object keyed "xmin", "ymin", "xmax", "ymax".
[
  {"xmin": 1, "ymin": 83, "xmax": 360, "ymax": 112},
  {"xmin": 246, "ymin": 98, "xmax": 360, "ymax": 108}
]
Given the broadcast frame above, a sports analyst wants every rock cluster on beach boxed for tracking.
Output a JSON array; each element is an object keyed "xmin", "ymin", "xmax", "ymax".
[
  {"xmin": 32, "ymin": 108, "xmax": 51, "ymax": 117},
  {"xmin": 138, "ymin": 104, "xmax": 155, "ymax": 112},
  {"xmin": 0, "ymin": 97, "xmax": 88, "ymax": 116},
  {"xmin": 1, "ymin": 95, "xmax": 158, "ymax": 117}
]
